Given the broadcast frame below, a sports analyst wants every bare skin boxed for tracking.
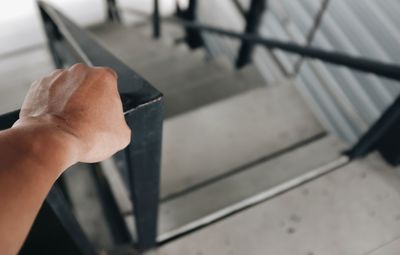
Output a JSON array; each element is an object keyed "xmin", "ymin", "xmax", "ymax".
[{"xmin": 0, "ymin": 63, "xmax": 131, "ymax": 255}]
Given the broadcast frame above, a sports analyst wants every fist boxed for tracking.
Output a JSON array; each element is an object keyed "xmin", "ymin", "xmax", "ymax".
[{"xmin": 16, "ymin": 63, "xmax": 131, "ymax": 163}]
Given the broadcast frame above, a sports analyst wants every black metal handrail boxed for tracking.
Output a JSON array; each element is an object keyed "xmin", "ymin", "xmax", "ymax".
[
  {"xmin": 119, "ymin": 4, "xmax": 400, "ymax": 83},
  {"xmin": 0, "ymin": 1, "xmax": 164, "ymax": 253},
  {"xmin": 40, "ymin": 1, "xmax": 164, "ymax": 250},
  {"xmin": 163, "ymin": 17, "xmax": 400, "ymax": 83},
  {"xmin": 146, "ymin": 0, "xmax": 400, "ymax": 165}
]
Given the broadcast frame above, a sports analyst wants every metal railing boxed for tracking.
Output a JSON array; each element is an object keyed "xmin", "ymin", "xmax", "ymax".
[
  {"xmin": 40, "ymin": 1, "xmax": 164, "ymax": 250},
  {"xmin": 144, "ymin": 0, "xmax": 400, "ymax": 165},
  {"xmin": 0, "ymin": 0, "xmax": 398, "ymax": 253},
  {"xmin": 0, "ymin": 1, "xmax": 163, "ymax": 253}
]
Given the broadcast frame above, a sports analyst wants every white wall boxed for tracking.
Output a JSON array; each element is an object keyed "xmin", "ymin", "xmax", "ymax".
[{"xmin": 0, "ymin": 0, "xmax": 45, "ymax": 55}]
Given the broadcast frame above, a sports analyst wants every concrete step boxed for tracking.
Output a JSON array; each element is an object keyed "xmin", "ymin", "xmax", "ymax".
[
  {"xmin": 147, "ymin": 154, "xmax": 400, "ymax": 255},
  {"xmin": 89, "ymin": 23, "xmax": 191, "ymax": 62},
  {"xmin": 100, "ymin": 82, "xmax": 329, "ymax": 240},
  {"xmin": 161, "ymin": 83, "xmax": 324, "ymax": 199},
  {"xmin": 164, "ymin": 64, "xmax": 265, "ymax": 117},
  {"xmin": 138, "ymin": 54, "xmax": 230, "ymax": 92},
  {"xmin": 0, "ymin": 46, "xmax": 53, "ymax": 114},
  {"xmin": 90, "ymin": 24, "xmax": 208, "ymax": 78},
  {"xmin": 102, "ymin": 136, "xmax": 345, "ymax": 243},
  {"xmin": 157, "ymin": 136, "xmax": 345, "ymax": 241},
  {"xmin": 89, "ymin": 22, "xmax": 269, "ymax": 118},
  {"xmin": 132, "ymin": 49, "xmax": 212, "ymax": 87},
  {"xmin": 0, "ymin": 84, "xmax": 29, "ymax": 115},
  {"xmin": 135, "ymin": 21, "xmax": 185, "ymax": 44}
]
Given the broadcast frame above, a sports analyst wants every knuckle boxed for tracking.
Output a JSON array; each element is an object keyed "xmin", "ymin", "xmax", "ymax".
[
  {"xmin": 96, "ymin": 67, "xmax": 118, "ymax": 80},
  {"xmin": 69, "ymin": 63, "xmax": 88, "ymax": 72}
]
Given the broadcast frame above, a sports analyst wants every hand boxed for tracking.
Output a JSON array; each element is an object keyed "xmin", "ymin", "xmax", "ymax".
[{"xmin": 14, "ymin": 63, "xmax": 131, "ymax": 164}]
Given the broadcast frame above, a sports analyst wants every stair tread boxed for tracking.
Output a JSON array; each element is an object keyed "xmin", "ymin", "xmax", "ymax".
[
  {"xmin": 90, "ymin": 24, "xmax": 228, "ymax": 92},
  {"xmin": 151, "ymin": 154, "xmax": 400, "ymax": 255},
  {"xmin": 89, "ymin": 23, "xmax": 189, "ymax": 61},
  {"xmin": 90, "ymin": 23, "xmax": 268, "ymax": 117},
  {"xmin": 164, "ymin": 65, "xmax": 265, "ymax": 117},
  {"xmin": 0, "ymin": 46, "xmax": 53, "ymax": 114},
  {"xmin": 158, "ymin": 136, "xmax": 344, "ymax": 237},
  {"xmin": 161, "ymin": 84, "xmax": 324, "ymax": 199}
]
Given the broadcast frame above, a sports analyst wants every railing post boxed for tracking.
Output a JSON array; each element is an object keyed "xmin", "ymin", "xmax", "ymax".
[
  {"xmin": 153, "ymin": 0, "xmax": 161, "ymax": 38},
  {"xmin": 124, "ymin": 100, "xmax": 163, "ymax": 250},
  {"xmin": 19, "ymin": 185, "xmax": 97, "ymax": 255},
  {"xmin": 235, "ymin": 0, "xmax": 267, "ymax": 68},
  {"xmin": 39, "ymin": 7, "xmax": 64, "ymax": 68},
  {"xmin": 106, "ymin": 0, "xmax": 121, "ymax": 23},
  {"xmin": 178, "ymin": 0, "xmax": 203, "ymax": 48},
  {"xmin": 347, "ymin": 95, "xmax": 400, "ymax": 166}
]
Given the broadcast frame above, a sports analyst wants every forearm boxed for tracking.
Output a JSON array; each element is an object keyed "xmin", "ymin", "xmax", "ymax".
[{"xmin": 0, "ymin": 121, "xmax": 78, "ymax": 255}]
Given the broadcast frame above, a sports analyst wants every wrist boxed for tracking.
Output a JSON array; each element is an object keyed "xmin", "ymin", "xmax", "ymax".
[{"xmin": 10, "ymin": 116, "xmax": 81, "ymax": 176}]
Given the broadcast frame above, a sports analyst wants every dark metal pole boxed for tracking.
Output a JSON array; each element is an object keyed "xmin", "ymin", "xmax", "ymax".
[
  {"xmin": 176, "ymin": 0, "xmax": 203, "ymax": 48},
  {"xmin": 90, "ymin": 163, "xmax": 132, "ymax": 245},
  {"xmin": 19, "ymin": 185, "xmax": 97, "ymax": 255},
  {"xmin": 153, "ymin": 0, "xmax": 161, "ymax": 38},
  {"xmin": 235, "ymin": 0, "xmax": 267, "ymax": 68},
  {"xmin": 164, "ymin": 17, "xmax": 400, "ymax": 82},
  {"xmin": 346, "ymin": 95, "xmax": 400, "ymax": 165},
  {"xmin": 106, "ymin": 0, "xmax": 121, "ymax": 23},
  {"xmin": 124, "ymin": 100, "xmax": 163, "ymax": 250}
]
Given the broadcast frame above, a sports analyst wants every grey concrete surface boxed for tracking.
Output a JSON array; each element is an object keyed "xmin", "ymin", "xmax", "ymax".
[
  {"xmin": 368, "ymin": 238, "xmax": 400, "ymax": 255},
  {"xmin": 0, "ymin": 46, "xmax": 53, "ymax": 114},
  {"xmin": 161, "ymin": 84, "xmax": 323, "ymax": 198},
  {"xmin": 89, "ymin": 22, "xmax": 267, "ymax": 117},
  {"xmin": 157, "ymin": 136, "xmax": 344, "ymax": 237},
  {"xmin": 147, "ymin": 154, "xmax": 400, "ymax": 255}
]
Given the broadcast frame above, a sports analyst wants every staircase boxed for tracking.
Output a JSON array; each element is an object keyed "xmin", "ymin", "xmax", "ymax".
[
  {"xmin": 0, "ymin": 3, "xmax": 399, "ymax": 253},
  {"xmin": 57, "ymin": 21, "xmax": 347, "ymax": 250}
]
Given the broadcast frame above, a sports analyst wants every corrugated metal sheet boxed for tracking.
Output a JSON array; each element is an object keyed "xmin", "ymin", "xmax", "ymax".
[{"xmin": 197, "ymin": 0, "xmax": 400, "ymax": 144}]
